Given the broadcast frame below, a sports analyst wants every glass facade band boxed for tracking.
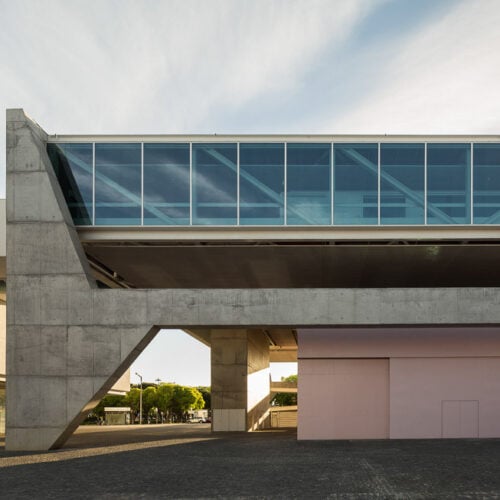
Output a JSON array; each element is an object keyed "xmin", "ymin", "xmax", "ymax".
[{"xmin": 48, "ymin": 141, "xmax": 500, "ymax": 227}]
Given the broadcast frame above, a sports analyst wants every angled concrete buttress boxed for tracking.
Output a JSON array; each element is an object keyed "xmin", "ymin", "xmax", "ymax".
[
  {"xmin": 7, "ymin": 109, "xmax": 500, "ymax": 450},
  {"xmin": 6, "ymin": 110, "xmax": 160, "ymax": 450}
]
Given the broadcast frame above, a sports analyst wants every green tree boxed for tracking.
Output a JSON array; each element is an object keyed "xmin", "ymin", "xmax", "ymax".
[
  {"xmin": 157, "ymin": 383, "xmax": 175, "ymax": 421},
  {"xmin": 170, "ymin": 386, "xmax": 205, "ymax": 421},
  {"xmin": 125, "ymin": 387, "xmax": 141, "ymax": 414},
  {"xmin": 271, "ymin": 374, "xmax": 297, "ymax": 407},
  {"xmin": 123, "ymin": 383, "xmax": 206, "ymax": 423},
  {"xmin": 196, "ymin": 386, "xmax": 211, "ymax": 409},
  {"xmin": 142, "ymin": 386, "xmax": 158, "ymax": 415}
]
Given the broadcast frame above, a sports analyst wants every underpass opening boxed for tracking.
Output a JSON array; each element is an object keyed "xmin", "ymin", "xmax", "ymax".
[
  {"xmin": 62, "ymin": 328, "xmax": 211, "ymax": 449},
  {"xmin": 63, "ymin": 327, "xmax": 299, "ymax": 449}
]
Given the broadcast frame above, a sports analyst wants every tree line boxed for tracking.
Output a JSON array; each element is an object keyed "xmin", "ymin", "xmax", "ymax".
[
  {"xmin": 90, "ymin": 383, "xmax": 210, "ymax": 423},
  {"xmin": 271, "ymin": 374, "xmax": 297, "ymax": 407}
]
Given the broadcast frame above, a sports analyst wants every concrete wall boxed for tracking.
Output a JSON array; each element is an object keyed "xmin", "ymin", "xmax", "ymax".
[
  {"xmin": 0, "ymin": 384, "xmax": 4, "ymax": 435},
  {"xmin": 0, "ymin": 301, "xmax": 5, "ymax": 435},
  {"xmin": 0, "ymin": 303, "xmax": 5, "ymax": 381},
  {"xmin": 298, "ymin": 328, "xmax": 500, "ymax": 439}
]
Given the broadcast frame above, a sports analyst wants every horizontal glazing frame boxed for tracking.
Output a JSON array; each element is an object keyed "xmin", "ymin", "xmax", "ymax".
[{"xmin": 47, "ymin": 141, "xmax": 500, "ymax": 227}]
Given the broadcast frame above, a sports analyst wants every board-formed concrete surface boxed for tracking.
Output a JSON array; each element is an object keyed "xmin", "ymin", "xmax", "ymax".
[{"xmin": 1, "ymin": 425, "xmax": 500, "ymax": 498}]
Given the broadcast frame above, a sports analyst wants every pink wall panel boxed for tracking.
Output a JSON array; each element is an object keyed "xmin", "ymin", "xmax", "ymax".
[
  {"xmin": 390, "ymin": 357, "xmax": 500, "ymax": 438},
  {"xmin": 298, "ymin": 358, "xmax": 389, "ymax": 440},
  {"xmin": 298, "ymin": 327, "xmax": 500, "ymax": 359},
  {"xmin": 298, "ymin": 328, "xmax": 500, "ymax": 439}
]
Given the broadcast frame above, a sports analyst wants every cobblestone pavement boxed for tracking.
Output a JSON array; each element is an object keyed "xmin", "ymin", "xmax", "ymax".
[{"xmin": 1, "ymin": 425, "xmax": 500, "ymax": 499}]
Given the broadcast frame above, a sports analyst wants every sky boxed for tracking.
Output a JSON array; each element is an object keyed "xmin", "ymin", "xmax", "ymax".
[{"xmin": 2, "ymin": 0, "xmax": 500, "ymax": 385}]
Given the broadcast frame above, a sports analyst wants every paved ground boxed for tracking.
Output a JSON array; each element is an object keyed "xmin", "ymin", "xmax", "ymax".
[{"xmin": 1, "ymin": 425, "xmax": 500, "ymax": 498}]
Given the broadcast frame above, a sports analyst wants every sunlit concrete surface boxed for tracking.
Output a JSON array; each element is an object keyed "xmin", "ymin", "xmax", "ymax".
[{"xmin": 2, "ymin": 425, "xmax": 500, "ymax": 498}]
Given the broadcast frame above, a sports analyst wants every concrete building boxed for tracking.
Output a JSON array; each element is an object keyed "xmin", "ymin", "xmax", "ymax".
[{"xmin": 5, "ymin": 109, "xmax": 500, "ymax": 450}]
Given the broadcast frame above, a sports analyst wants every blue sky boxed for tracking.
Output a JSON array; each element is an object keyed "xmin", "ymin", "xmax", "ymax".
[{"xmin": 2, "ymin": 0, "xmax": 500, "ymax": 385}]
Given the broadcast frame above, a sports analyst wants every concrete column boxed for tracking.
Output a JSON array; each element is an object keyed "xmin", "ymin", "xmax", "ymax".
[
  {"xmin": 247, "ymin": 330, "xmax": 271, "ymax": 431},
  {"xmin": 0, "ymin": 303, "xmax": 5, "ymax": 434},
  {"xmin": 211, "ymin": 329, "xmax": 270, "ymax": 431}
]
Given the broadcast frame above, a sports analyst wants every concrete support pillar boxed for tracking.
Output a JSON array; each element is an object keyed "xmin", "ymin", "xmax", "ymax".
[
  {"xmin": 211, "ymin": 329, "xmax": 270, "ymax": 431},
  {"xmin": 0, "ymin": 303, "xmax": 5, "ymax": 434}
]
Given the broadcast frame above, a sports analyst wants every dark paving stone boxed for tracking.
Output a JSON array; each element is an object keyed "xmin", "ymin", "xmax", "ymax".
[{"xmin": 1, "ymin": 425, "xmax": 500, "ymax": 499}]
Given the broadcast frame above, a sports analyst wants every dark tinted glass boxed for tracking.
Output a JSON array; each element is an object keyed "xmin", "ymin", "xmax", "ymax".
[{"xmin": 47, "ymin": 143, "xmax": 93, "ymax": 225}]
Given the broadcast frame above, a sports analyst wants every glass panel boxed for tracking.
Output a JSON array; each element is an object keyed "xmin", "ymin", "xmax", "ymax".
[
  {"xmin": 240, "ymin": 143, "xmax": 284, "ymax": 225},
  {"xmin": 95, "ymin": 143, "xmax": 141, "ymax": 225},
  {"xmin": 427, "ymin": 144, "xmax": 471, "ymax": 224},
  {"xmin": 47, "ymin": 143, "xmax": 93, "ymax": 225},
  {"xmin": 380, "ymin": 143, "xmax": 425, "ymax": 225},
  {"xmin": 287, "ymin": 143, "xmax": 331, "ymax": 225},
  {"xmin": 143, "ymin": 144, "xmax": 190, "ymax": 225},
  {"xmin": 334, "ymin": 143, "xmax": 378, "ymax": 225},
  {"xmin": 192, "ymin": 143, "xmax": 237, "ymax": 225},
  {"xmin": 473, "ymin": 144, "xmax": 500, "ymax": 224}
]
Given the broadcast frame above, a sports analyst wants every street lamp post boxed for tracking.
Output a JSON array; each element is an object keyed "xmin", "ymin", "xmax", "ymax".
[{"xmin": 135, "ymin": 372, "xmax": 143, "ymax": 425}]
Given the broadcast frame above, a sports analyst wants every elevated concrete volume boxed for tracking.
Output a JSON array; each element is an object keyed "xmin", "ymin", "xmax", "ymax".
[{"xmin": 6, "ymin": 109, "xmax": 500, "ymax": 450}]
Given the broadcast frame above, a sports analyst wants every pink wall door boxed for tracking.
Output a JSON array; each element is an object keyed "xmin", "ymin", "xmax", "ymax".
[{"xmin": 442, "ymin": 400, "xmax": 479, "ymax": 438}]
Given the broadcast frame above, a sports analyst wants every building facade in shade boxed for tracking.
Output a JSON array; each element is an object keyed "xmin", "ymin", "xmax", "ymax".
[{"xmin": 6, "ymin": 108, "xmax": 500, "ymax": 450}]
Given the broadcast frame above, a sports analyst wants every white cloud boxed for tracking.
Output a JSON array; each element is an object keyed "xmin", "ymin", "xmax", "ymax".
[
  {"xmin": 0, "ymin": 0, "xmax": 382, "ymax": 196},
  {"xmin": 327, "ymin": 0, "xmax": 500, "ymax": 134}
]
